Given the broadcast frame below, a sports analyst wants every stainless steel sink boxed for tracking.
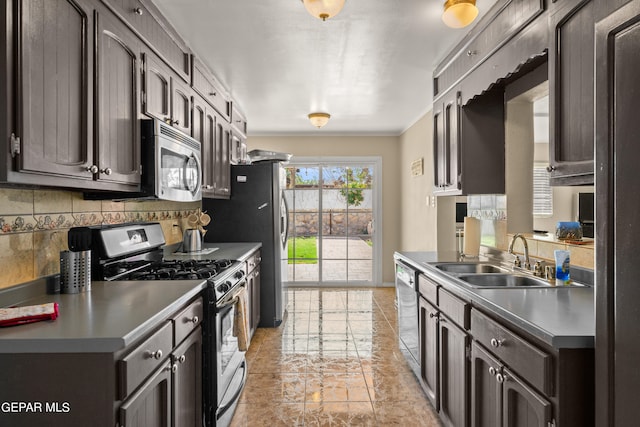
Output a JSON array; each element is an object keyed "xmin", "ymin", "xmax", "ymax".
[
  {"xmin": 435, "ymin": 263, "xmax": 509, "ymax": 274},
  {"xmin": 457, "ymin": 273, "xmax": 585, "ymax": 288}
]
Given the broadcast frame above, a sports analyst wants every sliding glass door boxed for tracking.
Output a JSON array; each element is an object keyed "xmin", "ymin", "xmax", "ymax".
[{"xmin": 283, "ymin": 158, "xmax": 380, "ymax": 285}]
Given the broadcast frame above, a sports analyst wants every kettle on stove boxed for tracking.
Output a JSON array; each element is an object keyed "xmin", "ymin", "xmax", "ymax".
[{"xmin": 182, "ymin": 228, "xmax": 203, "ymax": 252}]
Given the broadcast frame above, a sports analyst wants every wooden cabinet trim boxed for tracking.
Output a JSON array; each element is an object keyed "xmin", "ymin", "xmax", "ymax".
[{"xmin": 434, "ymin": 0, "xmax": 546, "ymax": 100}]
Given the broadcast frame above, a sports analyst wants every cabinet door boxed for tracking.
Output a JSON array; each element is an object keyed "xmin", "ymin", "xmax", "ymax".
[
  {"xmin": 16, "ymin": 0, "xmax": 94, "ymax": 181},
  {"xmin": 172, "ymin": 327, "xmax": 202, "ymax": 427},
  {"xmin": 251, "ymin": 267, "xmax": 261, "ymax": 337},
  {"xmin": 192, "ymin": 95, "xmax": 216, "ymax": 196},
  {"xmin": 471, "ymin": 341, "xmax": 502, "ymax": 427},
  {"xmin": 434, "ymin": 91, "xmax": 462, "ymax": 195},
  {"xmin": 214, "ymin": 116, "xmax": 231, "ymax": 198},
  {"xmin": 433, "ymin": 104, "xmax": 445, "ymax": 190},
  {"xmin": 501, "ymin": 367, "xmax": 551, "ymax": 427},
  {"xmin": 171, "ymin": 77, "xmax": 192, "ymax": 136},
  {"xmin": 595, "ymin": 2, "xmax": 640, "ymax": 424},
  {"xmin": 439, "ymin": 315, "xmax": 469, "ymax": 427},
  {"xmin": 443, "ymin": 92, "xmax": 461, "ymax": 193},
  {"xmin": 548, "ymin": 0, "xmax": 595, "ymax": 185},
  {"xmin": 419, "ymin": 296, "xmax": 439, "ymax": 410},
  {"xmin": 95, "ymin": 9, "xmax": 141, "ymax": 186},
  {"xmin": 143, "ymin": 52, "xmax": 171, "ymax": 124},
  {"xmin": 119, "ymin": 361, "xmax": 172, "ymax": 427}
]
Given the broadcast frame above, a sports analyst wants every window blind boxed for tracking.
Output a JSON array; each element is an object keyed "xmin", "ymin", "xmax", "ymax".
[{"xmin": 533, "ymin": 165, "xmax": 553, "ymax": 216}]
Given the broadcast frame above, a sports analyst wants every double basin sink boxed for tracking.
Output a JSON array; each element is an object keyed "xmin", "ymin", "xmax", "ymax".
[{"xmin": 432, "ymin": 262, "xmax": 586, "ymax": 289}]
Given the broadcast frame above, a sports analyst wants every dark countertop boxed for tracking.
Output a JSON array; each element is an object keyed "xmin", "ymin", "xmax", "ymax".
[
  {"xmin": 0, "ymin": 242, "xmax": 261, "ymax": 354},
  {"xmin": 394, "ymin": 251, "xmax": 595, "ymax": 349},
  {"xmin": 0, "ymin": 280, "xmax": 205, "ymax": 353}
]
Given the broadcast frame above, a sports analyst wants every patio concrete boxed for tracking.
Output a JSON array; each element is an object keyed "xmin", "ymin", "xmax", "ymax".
[{"xmin": 286, "ymin": 236, "xmax": 373, "ymax": 283}]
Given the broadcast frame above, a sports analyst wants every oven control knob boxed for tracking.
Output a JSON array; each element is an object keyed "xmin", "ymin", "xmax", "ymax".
[
  {"xmin": 218, "ymin": 283, "xmax": 230, "ymax": 293},
  {"xmin": 234, "ymin": 271, "xmax": 245, "ymax": 279}
]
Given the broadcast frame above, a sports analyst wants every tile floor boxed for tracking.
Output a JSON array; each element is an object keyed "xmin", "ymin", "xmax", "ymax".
[{"xmin": 230, "ymin": 287, "xmax": 442, "ymax": 426}]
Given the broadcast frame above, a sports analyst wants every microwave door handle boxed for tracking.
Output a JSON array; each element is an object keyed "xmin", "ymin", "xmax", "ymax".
[{"xmin": 185, "ymin": 152, "xmax": 201, "ymax": 194}]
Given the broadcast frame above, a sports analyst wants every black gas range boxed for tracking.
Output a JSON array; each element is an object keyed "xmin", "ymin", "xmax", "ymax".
[{"xmin": 86, "ymin": 222, "xmax": 248, "ymax": 427}]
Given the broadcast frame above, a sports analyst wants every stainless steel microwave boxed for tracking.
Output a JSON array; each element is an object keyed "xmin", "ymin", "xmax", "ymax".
[{"xmin": 141, "ymin": 119, "xmax": 201, "ymax": 202}]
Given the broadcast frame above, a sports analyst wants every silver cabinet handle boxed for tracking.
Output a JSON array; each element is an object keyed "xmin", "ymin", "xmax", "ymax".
[
  {"xmin": 191, "ymin": 316, "xmax": 199, "ymax": 324},
  {"xmin": 204, "ymin": 185, "xmax": 213, "ymax": 189},
  {"xmin": 429, "ymin": 312, "xmax": 438, "ymax": 319},
  {"xmin": 179, "ymin": 355, "xmax": 186, "ymax": 364},
  {"xmin": 490, "ymin": 338, "xmax": 504, "ymax": 348},
  {"xmin": 496, "ymin": 373, "xmax": 507, "ymax": 383},
  {"xmin": 101, "ymin": 167, "xmax": 112, "ymax": 176},
  {"xmin": 148, "ymin": 349, "xmax": 163, "ymax": 360},
  {"xmin": 171, "ymin": 363, "xmax": 178, "ymax": 373},
  {"xmin": 546, "ymin": 165, "xmax": 556, "ymax": 172},
  {"xmin": 134, "ymin": 7, "xmax": 143, "ymax": 15},
  {"xmin": 173, "ymin": 120, "xmax": 180, "ymax": 126},
  {"xmin": 209, "ymin": 92, "xmax": 217, "ymax": 97},
  {"xmin": 86, "ymin": 165, "xmax": 98, "ymax": 174}
]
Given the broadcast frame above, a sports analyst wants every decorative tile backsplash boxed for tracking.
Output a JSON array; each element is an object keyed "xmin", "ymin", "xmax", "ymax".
[{"xmin": 0, "ymin": 188, "xmax": 201, "ymax": 289}]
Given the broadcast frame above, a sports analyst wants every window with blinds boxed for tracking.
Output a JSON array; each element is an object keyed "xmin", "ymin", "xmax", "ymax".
[{"xmin": 533, "ymin": 165, "xmax": 553, "ymax": 216}]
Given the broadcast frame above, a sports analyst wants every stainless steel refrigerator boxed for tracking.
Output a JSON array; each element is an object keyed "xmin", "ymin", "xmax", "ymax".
[{"xmin": 202, "ymin": 161, "xmax": 288, "ymax": 327}]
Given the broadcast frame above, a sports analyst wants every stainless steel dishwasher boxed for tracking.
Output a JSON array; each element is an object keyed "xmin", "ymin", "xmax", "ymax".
[{"xmin": 394, "ymin": 258, "xmax": 420, "ymax": 377}]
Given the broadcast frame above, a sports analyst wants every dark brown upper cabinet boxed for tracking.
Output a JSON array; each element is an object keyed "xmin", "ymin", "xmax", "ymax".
[
  {"xmin": 95, "ymin": 8, "xmax": 142, "ymax": 187},
  {"xmin": 191, "ymin": 56, "xmax": 232, "ymax": 122},
  {"xmin": 192, "ymin": 93, "xmax": 217, "ymax": 197},
  {"xmin": 548, "ymin": 0, "xmax": 595, "ymax": 185},
  {"xmin": 214, "ymin": 117, "xmax": 232, "ymax": 198},
  {"xmin": 433, "ymin": 88, "xmax": 505, "ymax": 196},
  {"xmin": 433, "ymin": 0, "xmax": 546, "ymax": 102},
  {"xmin": 142, "ymin": 52, "xmax": 192, "ymax": 135},
  {"xmin": 100, "ymin": 0, "xmax": 191, "ymax": 83},
  {"xmin": 10, "ymin": 0, "xmax": 96, "ymax": 184}
]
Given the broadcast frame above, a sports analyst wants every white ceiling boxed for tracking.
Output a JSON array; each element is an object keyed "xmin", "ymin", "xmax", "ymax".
[{"xmin": 152, "ymin": 0, "xmax": 498, "ymax": 136}]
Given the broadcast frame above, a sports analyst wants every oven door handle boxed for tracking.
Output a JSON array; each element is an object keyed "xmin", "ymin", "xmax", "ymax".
[
  {"xmin": 215, "ymin": 283, "xmax": 246, "ymax": 313},
  {"xmin": 217, "ymin": 360, "xmax": 247, "ymax": 420}
]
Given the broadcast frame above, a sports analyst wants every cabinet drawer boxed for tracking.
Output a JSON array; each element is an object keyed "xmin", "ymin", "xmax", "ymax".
[
  {"xmin": 119, "ymin": 321, "xmax": 173, "ymax": 399},
  {"xmin": 439, "ymin": 288, "xmax": 469, "ymax": 330},
  {"xmin": 192, "ymin": 56, "xmax": 231, "ymax": 120},
  {"xmin": 246, "ymin": 250, "xmax": 262, "ymax": 273},
  {"xmin": 173, "ymin": 298, "xmax": 203, "ymax": 346},
  {"xmin": 100, "ymin": 0, "xmax": 190, "ymax": 82},
  {"xmin": 471, "ymin": 310, "xmax": 553, "ymax": 396},
  {"xmin": 418, "ymin": 274, "xmax": 438, "ymax": 304}
]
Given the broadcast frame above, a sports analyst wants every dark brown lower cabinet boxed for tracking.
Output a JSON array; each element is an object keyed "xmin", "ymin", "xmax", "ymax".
[
  {"xmin": 471, "ymin": 341, "xmax": 551, "ymax": 427},
  {"xmin": 471, "ymin": 341, "xmax": 502, "ymax": 427},
  {"xmin": 119, "ymin": 361, "xmax": 172, "ymax": 427},
  {"xmin": 419, "ymin": 296, "xmax": 439, "ymax": 410},
  {"xmin": 502, "ymin": 367, "xmax": 551, "ymax": 427},
  {"xmin": 439, "ymin": 316, "xmax": 469, "ymax": 427},
  {"xmin": 172, "ymin": 327, "xmax": 203, "ymax": 427}
]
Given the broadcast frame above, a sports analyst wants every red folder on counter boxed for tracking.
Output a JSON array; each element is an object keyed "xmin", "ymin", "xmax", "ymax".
[{"xmin": 0, "ymin": 303, "xmax": 59, "ymax": 327}]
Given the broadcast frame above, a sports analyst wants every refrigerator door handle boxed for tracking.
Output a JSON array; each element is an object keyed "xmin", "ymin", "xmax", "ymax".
[
  {"xmin": 281, "ymin": 195, "xmax": 290, "ymax": 250},
  {"xmin": 258, "ymin": 202, "xmax": 268, "ymax": 210}
]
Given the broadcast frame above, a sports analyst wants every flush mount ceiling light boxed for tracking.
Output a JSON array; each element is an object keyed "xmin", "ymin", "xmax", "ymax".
[
  {"xmin": 308, "ymin": 112, "xmax": 331, "ymax": 128},
  {"xmin": 442, "ymin": 0, "xmax": 479, "ymax": 29},
  {"xmin": 302, "ymin": 0, "xmax": 346, "ymax": 21}
]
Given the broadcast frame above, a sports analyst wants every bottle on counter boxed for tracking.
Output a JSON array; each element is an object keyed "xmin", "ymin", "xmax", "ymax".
[{"xmin": 554, "ymin": 249, "xmax": 571, "ymax": 286}]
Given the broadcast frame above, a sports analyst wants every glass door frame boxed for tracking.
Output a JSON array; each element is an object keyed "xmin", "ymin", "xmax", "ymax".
[{"xmin": 285, "ymin": 156, "xmax": 383, "ymax": 286}]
